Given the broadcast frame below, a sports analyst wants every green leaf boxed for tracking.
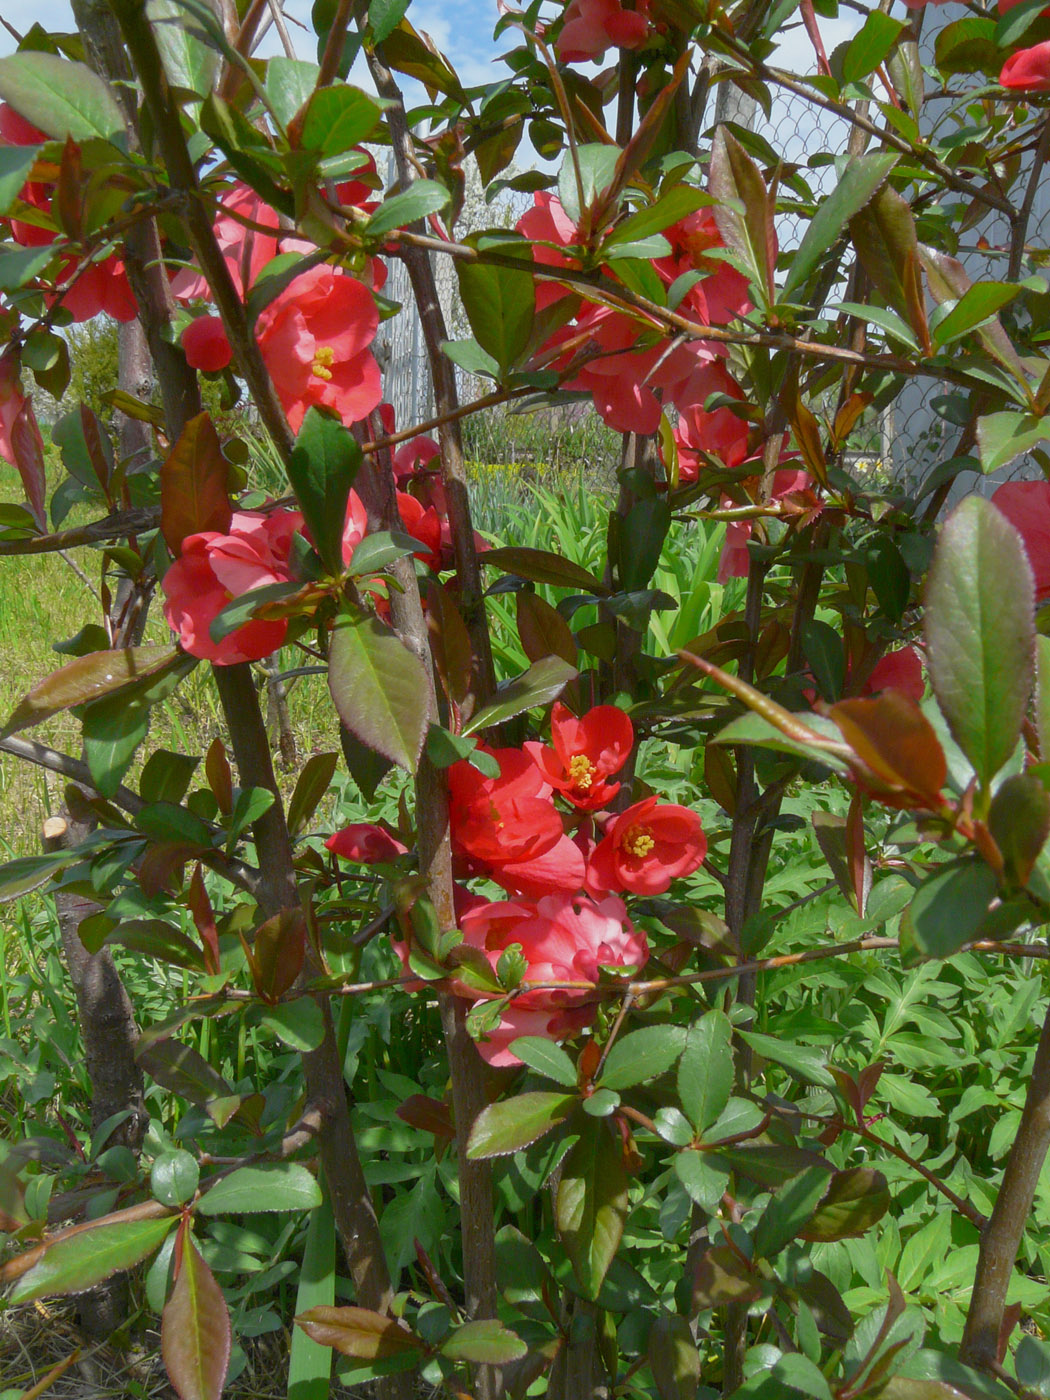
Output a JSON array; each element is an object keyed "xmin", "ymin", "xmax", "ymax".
[
  {"xmin": 152, "ymin": 1150, "xmax": 200, "ymax": 1208},
  {"xmin": 1037, "ymin": 635, "xmax": 1050, "ymax": 761},
  {"xmin": 209, "ymin": 581, "xmax": 304, "ymax": 644},
  {"xmin": 226, "ymin": 785, "xmax": 276, "ymax": 840},
  {"xmin": 0, "ymin": 53, "xmax": 124, "ymax": 142},
  {"xmin": 82, "ymin": 654, "xmax": 197, "ymax": 798},
  {"xmin": 140, "ymin": 750, "xmax": 199, "ymax": 806},
  {"xmin": 598, "ymin": 1025, "xmax": 685, "ymax": 1090},
  {"xmin": 976, "ymin": 411, "xmax": 1050, "ymax": 474},
  {"xmin": 648, "ymin": 1310, "xmax": 701, "ymax": 1400},
  {"xmin": 0, "ymin": 145, "xmax": 40, "ymax": 216},
  {"xmin": 11, "ymin": 1216, "xmax": 176, "ymax": 1302},
  {"xmin": 440, "ymin": 1320, "xmax": 528, "ymax": 1365},
  {"xmin": 366, "ymin": 179, "xmax": 450, "ymax": 237},
  {"xmin": 934, "ymin": 16, "xmax": 998, "ymax": 75},
  {"xmin": 456, "ymin": 259, "xmax": 535, "ymax": 375},
  {"xmin": 161, "ymin": 1226, "xmax": 232, "ymax": 1400},
  {"xmin": 830, "ymin": 300, "xmax": 919, "ymax": 352},
  {"xmin": 555, "ymin": 1117, "xmax": 628, "ymax": 1299},
  {"xmin": 136, "ymin": 802, "xmax": 214, "ymax": 849},
  {"xmin": 138, "ymin": 1037, "xmax": 238, "ymax": 1107},
  {"xmin": 286, "ymin": 751, "xmax": 339, "ymax": 836},
  {"xmin": 299, "ymin": 84, "xmax": 383, "ymax": 156},
  {"xmin": 196, "ymin": 1162, "xmax": 322, "ymax": 1215},
  {"xmin": 783, "ymin": 152, "xmax": 899, "ymax": 301},
  {"xmin": 842, "ymin": 11, "xmax": 904, "ymax": 81},
  {"xmin": 737, "ymin": 1353, "xmax": 833, "ymax": 1399},
  {"xmin": 289, "ymin": 408, "xmax": 361, "ymax": 576},
  {"xmin": 0, "ymin": 242, "xmax": 53, "ymax": 292},
  {"xmin": 348, "ymin": 529, "xmax": 422, "ymax": 576},
  {"xmin": 619, "ymin": 499, "xmax": 671, "ymax": 593},
  {"xmin": 996, "ymin": 0, "xmax": 1049, "ymax": 46},
  {"xmin": 903, "ymin": 858, "xmax": 999, "ymax": 959},
  {"xmin": 801, "ymin": 618, "xmax": 845, "ymax": 702},
  {"xmin": 258, "ymin": 998, "xmax": 326, "ymax": 1053},
  {"xmin": 509, "ymin": 1036, "xmax": 578, "ymax": 1087},
  {"xmin": 674, "ymin": 1149, "xmax": 730, "ymax": 1213},
  {"xmin": 604, "ymin": 185, "xmax": 713, "ymax": 248},
  {"xmin": 2, "ymin": 646, "xmax": 176, "ymax": 738},
  {"xmin": 148, "ymin": 0, "xmax": 221, "ymax": 98},
  {"xmin": 442, "ymin": 338, "xmax": 499, "ymax": 378},
  {"xmin": 461, "ymin": 655, "xmax": 577, "ymax": 736},
  {"xmin": 737, "ymin": 1030, "xmax": 833, "ymax": 1086},
  {"xmin": 370, "ymin": 0, "xmax": 411, "ymax": 43},
  {"xmin": 1015, "ymin": 1336, "xmax": 1050, "ymax": 1394},
  {"xmin": 799, "ymin": 1167, "xmax": 890, "ymax": 1241},
  {"xmin": 265, "ymin": 56, "xmax": 318, "ymax": 128},
  {"xmin": 925, "ymin": 495, "xmax": 1035, "ymax": 788},
  {"xmin": 931, "ymin": 282, "xmax": 1020, "ymax": 349},
  {"xmin": 288, "ymin": 1198, "xmax": 335, "ymax": 1400},
  {"xmin": 753, "ymin": 1167, "xmax": 831, "ymax": 1261},
  {"xmin": 328, "ymin": 604, "xmax": 429, "ymax": 772},
  {"xmin": 482, "ymin": 545, "xmax": 608, "ymax": 594},
  {"xmin": 709, "ymin": 125, "xmax": 773, "ymax": 302},
  {"xmin": 466, "ymin": 1091, "xmax": 575, "ymax": 1159},
  {"xmin": 557, "ymin": 143, "xmax": 618, "ymax": 225},
  {"xmin": 989, "ymin": 773, "xmax": 1050, "ymax": 885},
  {"xmin": 678, "ymin": 1011, "xmax": 734, "ymax": 1133}
]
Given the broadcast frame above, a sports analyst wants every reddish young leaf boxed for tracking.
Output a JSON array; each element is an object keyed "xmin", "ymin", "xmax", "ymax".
[
  {"xmin": 295, "ymin": 1305, "xmax": 425, "ymax": 1359},
  {"xmin": 204, "ymin": 737, "xmax": 233, "ymax": 816},
  {"xmin": 710, "ymin": 126, "xmax": 775, "ymax": 305},
  {"xmin": 187, "ymin": 865, "xmax": 221, "ymax": 976},
  {"xmin": 249, "ymin": 908, "xmax": 306, "ymax": 1004},
  {"xmin": 515, "ymin": 590, "xmax": 577, "ymax": 668},
  {"xmin": 161, "ymin": 1222, "xmax": 232, "ymax": 1400},
  {"xmin": 846, "ymin": 791, "xmax": 872, "ymax": 916},
  {"xmin": 829, "ymin": 691, "xmax": 947, "ymax": 806},
  {"xmin": 160, "ymin": 413, "xmax": 232, "ymax": 555}
]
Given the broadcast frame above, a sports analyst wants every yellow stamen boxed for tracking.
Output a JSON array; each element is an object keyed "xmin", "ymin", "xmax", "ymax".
[
  {"xmin": 311, "ymin": 345, "xmax": 335, "ymax": 381},
  {"xmin": 622, "ymin": 824, "xmax": 655, "ymax": 858},
  {"xmin": 568, "ymin": 753, "xmax": 596, "ymax": 791}
]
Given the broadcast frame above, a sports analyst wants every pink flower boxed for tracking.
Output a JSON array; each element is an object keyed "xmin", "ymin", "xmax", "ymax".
[
  {"xmin": 162, "ymin": 508, "xmax": 303, "ymax": 664},
  {"xmin": 173, "ymin": 184, "xmax": 281, "ymax": 302},
  {"xmin": 557, "ymin": 0, "xmax": 651, "ymax": 63},
  {"xmin": 55, "ymin": 255, "xmax": 137, "ymax": 323},
  {"xmin": 342, "ymin": 488, "xmax": 370, "ymax": 565},
  {"xmin": 992, "ymin": 481, "xmax": 1050, "ymax": 600},
  {"xmin": 256, "ymin": 265, "xmax": 381, "ymax": 431},
  {"xmin": 673, "ymin": 362, "xmax": 752, "ymax": 483},
  {"xmin": 1001, "ymin": 40, "xmax": 1050, "ymax": 89},
  {"xmin": 457, "ymin": 893, "xmax": 649, "ymax": 1066},
  {"xmin": 326, "ymin": 823, "xmax": 408, "ymax": 863},
  {"xmin": 526, "ymin": 701, "xmax": 634, "ymax": 811},
  {"xmin": 587, "ymin": 796, "xmax": 707, "ymax": 896},
  {"xmin": 182, "ymin": 316, "xmax": 233, "ymax": 372}
]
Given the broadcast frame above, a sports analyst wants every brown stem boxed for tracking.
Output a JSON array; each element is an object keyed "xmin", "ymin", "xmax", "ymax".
[
  {"xmin": 1008, "ymin": 111, "xmax": 1050, "ymax": 283},
  {"xmin": 962, "ymin": 992, "xmax": 1050, "ymax": 1369},
  {"xmin": 364, "ymin": 44, "xmax": 496, "ymax": 703},
  {"xmin": 0, "ymin": 508, "xmax": 159, "ymax": 556},
  {"xmin": 359, "ymin": 415, "xmax": 500, "ymax": 1400}
]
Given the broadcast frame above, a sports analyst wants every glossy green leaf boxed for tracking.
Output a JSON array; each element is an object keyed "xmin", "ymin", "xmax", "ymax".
[
  {"xmin": 648, "ymin": 1310, "xmax": 701, "ymax": 1400},
  {"xmin": 370, "ymin": 0, "xmax": 411, "ymax": 42},
  {"xmin": 932, "ymin": 282, "xmax": 1020, "ymax": 349},
  {"xmin": 196, "ymin": 1162, "xmax": 322, "ymax": 1216},
  {"xmin": 976, "ymin": 411, "xmax": 1049, "ymax": 474},
  {"xmin": 148, "ymin": 0, "xmax": 221, "ymax": 98},
  {"xmin": 989, "ymin": 774, "xmax": 1050, "ymax": 885},
  {"xmin": 510, "ymin": 1036, "xmax": 578, "ymax": 1087},
  {"xmin": 482, "ymin": 545, "xmax": 607, "ymax": 594},
  {"xmin": 467, "ymin": 1091, "xmax": 575, "ymax": 1159},
  {"xmin": 783, "ymin": 152, "xmax": 899, "ymax": 300},
  {"xmin": 674, "ymin": 1149, "xmax": 730, "ymax": 1213},
  {"xmin": 209, "ymin": 581, "xmax": 305, "ymax": 644},
  {"xmin": 289, "ymin": 408, "xmax": 360, "ymax": 576},
  {"xmin": 265, "ymin": 56, "xmax": 318, "ymax": 128},
  {"xmin": 258, "ymin": 998, "xmax": 326, "ymax": 1052},
  {"xmin": 710, "ymin": 125, "xmax": 773, "ymax": 302},
  {"xmin": 152, "ymin": 1151, "xmax": 200, "ymax": 1208},
  {"xmin": 555, "ymin": 1118, "xmax": 628, "ymax": 1299},
  {"xmin": 842, "ymin": 12, "xmax": 904, "ymax": 81},
  {"xmin": 0, "ymin": 145, "xmax": 40, "ymax": 216},
  {"xmin": 457, "ymin": 259, "xmax": 535, "ymax": 375},
  {"xmin": 598, "ymin": 1025, "xmax": 685, "ymax": 1090},
  {"xmin": 461, "ymin": 655, "xmax": 577, "ymax": 737},
  {"xmin": 161, "ymin": 1226, "xmax": 231, "ymax": 1400},
  {"xmin": 903, "ymin": 858, "xmax": 999, "ymax": 959},
  {"xmin": 366, "ymin": 179, "xmax": 450, "ymax": 237},
  {"xmin": 678, "ymin": 1011, "xmax": 734, "ymax": 1132},
  {"xmin": 440, "ymin": 1320, "xmax": 528, "ymax": 1365},
  {"xmin": 286, "ymin": 751, "xmax": 339, "ymax": 836},
  {"xmin": 11, "ymin": 1215, "xmax": 176, "ymax": 1302},
  {"xmin": 925, "ymin": 496, "xmax": 1035, "ymax": 787},
  {"xmin": 0, "ymin": 53, "xmax": 124, "ymax": 142},
  {"xmin": 299, "ymin": 84, "xmax": 383, "ymax": 156},
  {"xmin": 799, "ymin": 1167, "xmax": 890, "ymax": 1241},
  {"xmin": 753, "ymin": 1167, "xmax": 831, "ymax": 1261},
  {"xmin": 328, "ymin": 604, "xmax": 429, "ymax": 771}
]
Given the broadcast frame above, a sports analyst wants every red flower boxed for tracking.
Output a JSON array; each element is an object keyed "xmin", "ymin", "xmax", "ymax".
[
  {"xmin": 526, "ymin": 702, "xmax": 633, "ymax": 811},
  {"xmin": 448, "ymin": 748, "xmax": 565, "ymax": 868},
  {"xmin": 587, "ymin": 796, "xmax": 707, "ymax": 896},
  {"xmin": 326, "ymin": 823, "xmax": 407, "ymax": 864},
  {"xmin": 256, "ymin": 265, "xmax": 381, "ymax": 431},
  {"xmin": 993, "ymin": 481, "xmax": 1050, "ymax": 600},
  {"xmin": 557, "ymin": 0, "xmax": 651, "ymax": 63},
  {"xmin": 162, "ymin": 508, "xmax": 303, "ymax": 664},
  {"xmin": 0, "ymin": 348, "xmax": 46, "ymax": 527},
  {"xmin": 172, "ymin": 183, "xmax": 281, "ymax": 302},
  {"xmin": 717, "ymin": 469, "xmax": 813, "ymax": 583},
  {"xmin": 182, "ymin": 316, "xmax": 233, "ymax": 372},
  {"xmin": 457, "ymin": 893, "xmax": 649, "ymax": 1066},
  {"xmin": 672, "ymin": 363, "xmax": 752, "ymax": 483},
  {"xmin": 1001, "ymin": 40, "xmax": 1050, "ymax": 90}
]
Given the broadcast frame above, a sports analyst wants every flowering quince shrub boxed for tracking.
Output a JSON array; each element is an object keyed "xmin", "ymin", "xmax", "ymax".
[{"xmin": 7, "ymin": 0, "xmax": 1050, "ymax": 1398}]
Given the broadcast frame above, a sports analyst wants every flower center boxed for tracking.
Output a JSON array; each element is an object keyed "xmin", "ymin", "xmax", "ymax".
[
  {"xmin": 311, "ymin": 345, "xmax": 335, "ymax": 381},
  {"xmin": 568, "ymin": 753, "xmax": 595, "ymax": 790},
  {"xmin": 622, "ymin": 823, "xmax": 655, "ymax": 858}
]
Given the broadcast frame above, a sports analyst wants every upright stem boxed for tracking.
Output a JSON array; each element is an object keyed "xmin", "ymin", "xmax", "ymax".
[{"xmin": 961, "ymin": 993, "xmax": 1050, "ymax": 1370}]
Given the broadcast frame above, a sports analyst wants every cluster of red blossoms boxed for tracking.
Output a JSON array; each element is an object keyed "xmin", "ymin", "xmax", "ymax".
[
  {"xmin": 327, "ymin": 702, "xmax": 707, "ymax": 1064},
  {"xmin": 901, "ymin": 0, "xmax": 1050, "ymax": 88},
  {"xmin": 162, "ymin": 418, "xmax": 456, "ymax": 664}
]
